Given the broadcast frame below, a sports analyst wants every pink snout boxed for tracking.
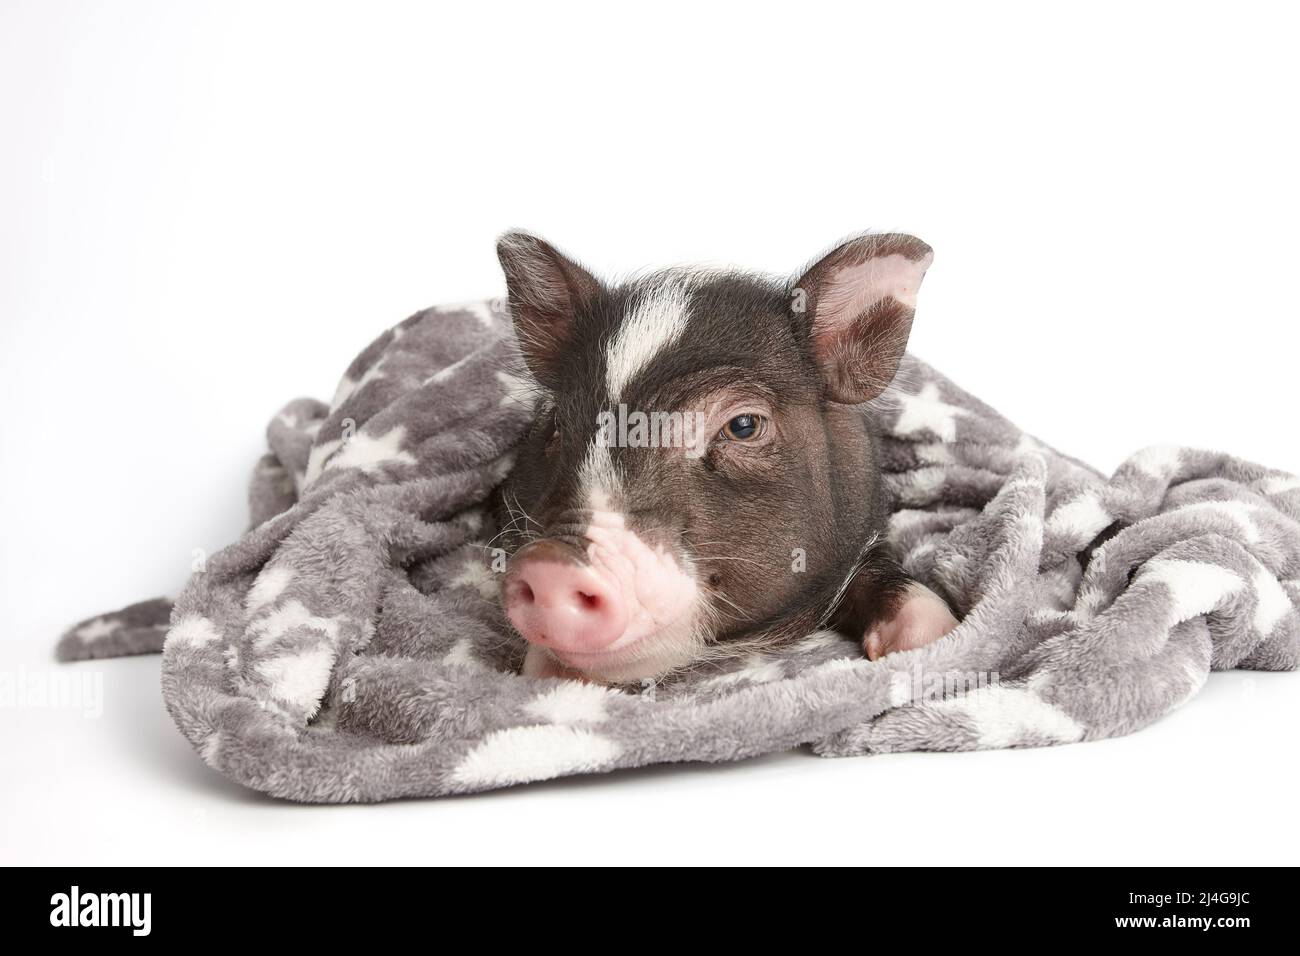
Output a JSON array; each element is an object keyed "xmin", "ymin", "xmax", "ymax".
[{"xmin": 503, "ymin": 540, "xmax": 629, "ymax": 654}]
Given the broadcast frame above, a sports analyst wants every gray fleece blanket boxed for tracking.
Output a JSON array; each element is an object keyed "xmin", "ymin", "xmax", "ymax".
[{"xmin": 58, "ymin": 301, "xmax": 1300, "ymax": 802}]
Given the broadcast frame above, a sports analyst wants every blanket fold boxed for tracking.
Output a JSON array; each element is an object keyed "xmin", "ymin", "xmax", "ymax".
[{"xmin": 58, "ymin": 302, "xmax": 1300, "ymax": 801}]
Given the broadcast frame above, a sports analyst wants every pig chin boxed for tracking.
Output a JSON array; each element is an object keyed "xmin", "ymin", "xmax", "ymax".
[
  {"xmin": 504, "ymin": 508, "xmax": 704, "ymax": 684},
  {"xmin": 537, "ymin": 621, "xmax": 706, "ymax": 684}
]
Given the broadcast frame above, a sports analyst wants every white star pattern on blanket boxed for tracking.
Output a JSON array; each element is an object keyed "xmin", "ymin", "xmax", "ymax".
[
  {"xmin": 323, "ymin": 426, "xmax": 417, "ymax": 475},
  {"xmin": 892, "ymin": 383, "xmax": 969, "ymax": 442}
]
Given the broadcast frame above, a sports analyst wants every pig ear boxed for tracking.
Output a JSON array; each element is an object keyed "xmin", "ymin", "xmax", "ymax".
[
  {"xmin": 791, "ymin": 233, "xmax": 933, "ymax": 403},
  {"xmin": 497, "ymin": 231, "xmax": 601, "ymax": 383}
]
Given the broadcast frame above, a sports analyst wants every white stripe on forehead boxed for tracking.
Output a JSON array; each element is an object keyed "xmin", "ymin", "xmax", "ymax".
[
  {"xmin": 578, "ymin": 440, "xmax": 621, "ymax": 509},
  {"xmin": 604, "ymin": 275, "xmax": 694, "ymax": 401}
]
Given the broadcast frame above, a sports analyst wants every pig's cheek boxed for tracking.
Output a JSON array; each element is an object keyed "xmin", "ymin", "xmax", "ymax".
[
  {"xmin": 584, "ymin": 523, "xmax": 697, "ymax": 642},
  {"xmin": 632, "ymin": 547, "xmax": 697, "ymax": 623},
  {"xmin": 863, "ymin": 584, "xmax": 959, "ymax": 661}
]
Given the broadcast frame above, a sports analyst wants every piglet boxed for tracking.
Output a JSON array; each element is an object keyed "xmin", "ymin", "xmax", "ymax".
[{"xmin": 494, "ymin": 231, "xmax": 958, "ymax": 684}]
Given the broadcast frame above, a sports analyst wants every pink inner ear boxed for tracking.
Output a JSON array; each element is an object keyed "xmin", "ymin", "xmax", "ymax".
[{"xmin": 813, "ymin": 251, "xmax": 933, "ymax": 335}]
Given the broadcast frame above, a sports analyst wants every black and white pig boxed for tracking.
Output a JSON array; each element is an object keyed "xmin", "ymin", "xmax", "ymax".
[{"xmin": 494, "ymin": 231, "xmax": 958, "ymax": 684}]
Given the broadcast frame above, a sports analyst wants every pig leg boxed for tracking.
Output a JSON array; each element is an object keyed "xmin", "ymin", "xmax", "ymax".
[
  {"xmin": 862, "ymin": 581, "xmax": 959, "ymax": 660},
  {"xmin": 831, "ymin": 553, "xmax": 958, "ymax": 661}
]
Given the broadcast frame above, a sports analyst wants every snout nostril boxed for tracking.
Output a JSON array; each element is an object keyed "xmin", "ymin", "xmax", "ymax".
[
  {"xmin": 504, "ymin": 542, "xmax": 630, "ymax": 652},
  {"xmin": 507, "ymin": 578, "xmax": 536, "ymax": 605}
]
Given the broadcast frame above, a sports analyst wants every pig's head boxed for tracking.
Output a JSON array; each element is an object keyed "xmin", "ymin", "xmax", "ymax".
[{"xmin": 495, "ymin": 231, "xmax": 933, "ymax": 684}]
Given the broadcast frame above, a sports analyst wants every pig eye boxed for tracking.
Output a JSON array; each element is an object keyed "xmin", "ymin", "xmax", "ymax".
[{"xmin": 721, "ymin": 414, "xmax": 765, "ymax": 442}]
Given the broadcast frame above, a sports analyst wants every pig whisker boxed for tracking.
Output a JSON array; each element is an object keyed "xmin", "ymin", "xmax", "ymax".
[
  {"xmin": 693, "ymin": 554, "xmax": 768, "ymax": 571},
  {"xmin": 688, "ymin": 539, "xmax": 770, "ymax": 573},
  {"xmin": 505, "ymin": 491, "xmax": 543, "ymax": 533},
  {"xmin": 498, "ymin": 522, "xmax": 539, "ymax": 549},
  {"xmin": 689, "ymin": 539, "xmax": 760, "ymax": 550},
  {"xmin": 817, "ymin": 533, "xmax": 882, "ymax": 630},
  {"xmin": 496, "ymin": 505, "xmax": 525, "ymax": 540},
  {"xmin": 704, "ymin": 586, "xmax": 752, "ymax": 624},
  {"xmin": 482, "ymin": 524, "xmax": 524, "ymax": 554},
  {"xmin": 490, "ymin": 493, "xmax": 542, "ymax": 554}
]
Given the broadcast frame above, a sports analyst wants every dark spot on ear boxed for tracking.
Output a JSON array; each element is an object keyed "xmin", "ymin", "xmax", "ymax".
[{"xmin": 708, "ymin": 572, "xmax": 723, "ymax": 587}]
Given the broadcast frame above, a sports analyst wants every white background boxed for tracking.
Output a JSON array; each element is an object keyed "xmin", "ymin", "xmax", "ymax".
[{"xmin": 2, "ymin": 1, "xmax": 1297, "ymax": 865}]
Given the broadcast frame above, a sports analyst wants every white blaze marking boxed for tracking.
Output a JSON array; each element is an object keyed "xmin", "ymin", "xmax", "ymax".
[
  {"xmin": 578, "ymin": 442, "xmax": 621, "ymax": 508},
  {"xmin": 604, "ymin": 277, "xmax": 692, "ymax": 401}
]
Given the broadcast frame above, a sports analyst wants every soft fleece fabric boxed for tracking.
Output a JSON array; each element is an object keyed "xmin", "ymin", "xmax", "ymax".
[{"xmin": 58, "ymin": 302, "xmax": 1300, "ymax": 801}]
